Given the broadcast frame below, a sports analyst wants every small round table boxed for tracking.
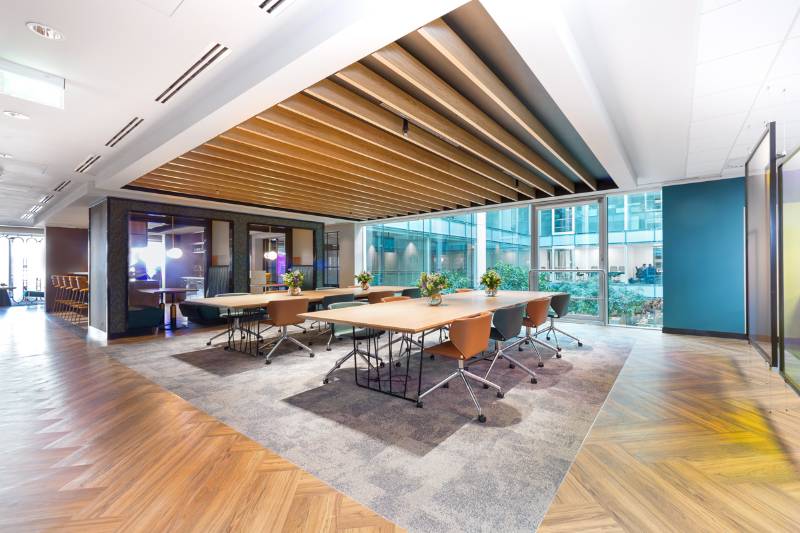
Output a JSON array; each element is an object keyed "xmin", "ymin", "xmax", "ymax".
[{"xmin": 137, "ymin": 287, "xmax": 194, "ymax": 330}]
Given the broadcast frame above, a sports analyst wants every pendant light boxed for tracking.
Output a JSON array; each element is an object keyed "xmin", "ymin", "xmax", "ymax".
[
  {"xmin": 166, "ymin": 216, "xmax": 183, "ymax": 259},
  {"xmin": 264, "ymin": 237, "xmax": 277, "ymax": 261}
]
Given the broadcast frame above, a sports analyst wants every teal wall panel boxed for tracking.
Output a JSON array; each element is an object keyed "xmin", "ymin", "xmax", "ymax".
[{"xmin": 663, "ymin": 178, "xmax": 745, "ymax": 334}]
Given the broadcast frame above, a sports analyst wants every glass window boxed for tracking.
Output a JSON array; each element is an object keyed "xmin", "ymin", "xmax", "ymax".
[
  {"xmin": 607, "ymin": 192, "xmax": 663, "ymax": 328},
  {"xmin": 553, "ymin": 207, "xmax": 574, "ymax": 234},
  {"xmin": 485, "ymin": 206, "xmax": 531, "ymax": 290},
  {"xmin": 780, "ymin": 149, "xmax": 800, "ymax": 388}
]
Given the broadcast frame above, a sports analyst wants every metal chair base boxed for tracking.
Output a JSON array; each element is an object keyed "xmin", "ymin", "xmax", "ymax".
[
  {"xmin": 417, "ymin": 359, "xmax": 502, "ymax": 422},
  {"xmin": 534, "ymin": 317, "xmax": 583, "ymax": 351},
  {"xmin": 260, "ymin": 325, "xmax": 314, "ymax": 363},
  {"xmin": 517, "ymin": 326, "xmax": 559, "ymax": 366}
]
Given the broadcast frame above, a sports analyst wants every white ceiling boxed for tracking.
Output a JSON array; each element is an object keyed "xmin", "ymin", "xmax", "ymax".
[
  {"xmin": 3, "ymin": 0, "xmax": 800, "ymax": 228},
  {"xmin": 556, "ymin": 0, "xmax": 800, "ymax": 184},
  {"xmin": 0, "ymin": 0, "xmax": 467, "ymax": 226}
]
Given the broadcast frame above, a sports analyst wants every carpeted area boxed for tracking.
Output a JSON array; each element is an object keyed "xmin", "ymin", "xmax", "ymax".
[{"xmin": 105, "ymin": 322, "xmax": 638, "ymax": 532}]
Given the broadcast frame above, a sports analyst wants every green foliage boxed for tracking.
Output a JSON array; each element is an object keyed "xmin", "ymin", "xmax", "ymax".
[
  {"xmin": 282, "ymin": 269, "xmax": 304, "ymax": 288},
  {"xmin": 479, "ymin": 269, "xmax": 502, "ymax": 290},
  {"xmin": 354, "ymin": 271, "xmax": 373, "ymax": 284},
  {"xmin": 418, "ymin": 271, "xmax": 450, "ymax": 296},
  {"xmin": 439, "ymin": 270, "xmax": 471, "ymax": 291},
  {"xmin": 491, "ymin": 263, "xmax": 529, "ymax": 290}
]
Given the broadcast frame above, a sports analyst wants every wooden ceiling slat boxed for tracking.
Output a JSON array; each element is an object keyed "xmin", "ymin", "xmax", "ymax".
[
  {"xmin": 371, "ymin": 43, "xmax": 576, "ymax": 193},
  {"xmin": 417, "ymin": 19, "xmax": 597, "ymax": 190},
  {"xmin": 212, "ymin": 132, "xmax": 452, "ymax": 211},
  {"xmin": 236, "ymin": 119, "xmax": 472, "ymax": 208},
  {"xmin": 190, "ymin": 145, "xmax": 425, "ymax": 214},
  {"xmin": 305, "ymin": 79, "xmax": 538, "ymax": 199},
  {"xmin": 175, "ymin": 153, "xmax": 414, "ymax": 214},
  {"xmin": 135, "ymin": 176, "xmax": 374, "ymax": 220},
  {"xmin": 157, "ymin": 163, "xmax": 395, "ymax": 217},
  {"xmin": 257, "ymin": 108, "xmax": 492, "ymax": 205},
  {"xmin": 279, "ymin": 93, "xmax": 517, "ymax": 201},
  {"xmin": 335, "ymin": 63, "xmax": 555, "ymax": 196},
  {"xmin": 141, "ymin": 172, "xmax": 383, "ymax": 219}
]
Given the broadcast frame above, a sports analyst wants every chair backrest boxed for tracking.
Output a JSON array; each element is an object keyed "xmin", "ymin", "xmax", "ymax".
[
  {"xmin": 321, "ymin": 292, "xmax": 355, "ymax": 308},
  {"xmin": 381, "ymin": 295, "xmax": 410, "ymax": 303},
  {"xmin": 329, "ymin": 300, "xmax": 368, "ymax": 335},
  {"xmin": 524, "ymin": 297, "xmax": 551, "ymax": 328},
  {"xmin": 492, "ymin": 304, "xmax": 526, "ymax": 340},
  {"xmin": 401, "ymin": 287, "xmax": 421, "ymax": 298},
  {"xmin": 449, "ymin": 312, "xmax": 492, "ymax": 358},
  {"xmin": 367, "ymin": 290, "xmax": 397, "ymax": 304},
  {"xmin": 77, "ymin": 276, "xmax": 89, "ymax": 290},
  {"xmin": 550, "ymin": 293, "xmax": 571, "ymax": 318},
  {"xmin": 455, "ymin": 288, "xmax": 474, "ymax": 293},
  {"xmin": 206, "ymin": 265, "xmax": 231, "ymax": 297},
  {"xmin": 216, "ymin": 292, "xmax": 250, "ymax": 297},
  {"xmin": 267, "ymin": 298, "xmax": 309, "ymax": 326}
]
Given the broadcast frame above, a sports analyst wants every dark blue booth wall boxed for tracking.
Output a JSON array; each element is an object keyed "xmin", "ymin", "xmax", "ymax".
[{"xmin": 663, "ymin": 177, "xmax": 746, "ymax": 336}]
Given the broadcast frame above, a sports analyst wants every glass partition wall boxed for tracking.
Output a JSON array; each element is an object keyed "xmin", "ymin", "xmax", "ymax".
[
  {"xmin": 780, "ymin": 146, "xmax": 800, "ymax": 390},
  {"xmin": 249, "ymin": 225, "xmax": 315, "ymax": 291},
  {"xmin": 361, "ymin": 192, "xmax": 663, "ymax": 329}
]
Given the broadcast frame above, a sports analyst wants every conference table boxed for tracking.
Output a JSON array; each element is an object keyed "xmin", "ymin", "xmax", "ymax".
[
  {"xmin": 300, "ymin": 290, "xmax": 560, "ymax": 405},
  {"xmin": 193, "ymin": 286, "xmax": 411, "ymax": 353}
]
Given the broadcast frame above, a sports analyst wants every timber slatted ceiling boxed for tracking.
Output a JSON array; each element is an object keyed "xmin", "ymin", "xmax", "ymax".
[{"xmin": 129, "ymin": 4, "xmax": 612, "ymax": 220}]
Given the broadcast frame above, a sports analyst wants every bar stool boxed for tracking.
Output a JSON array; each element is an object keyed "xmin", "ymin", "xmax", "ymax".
[
  {"xmin": 49, "ymin": 275, "xmax": 63, "ymax": 314},
  {"xmin": 69, "ymin": 276, "xmax": 90, "ymax": 324}
]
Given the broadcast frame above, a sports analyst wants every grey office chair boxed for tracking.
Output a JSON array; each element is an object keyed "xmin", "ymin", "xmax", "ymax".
[
  {"xmin": 205, "ymin": 293, "xmax": 259, "ymax": 346},
  {"xmin": 401, "ymin": 287, "xmax": 421, "ymax": 298},
  {"xmin": 323, "ymin": 301, "xmax": 384, "ymax": 384},
  {"xmin": 316, "ymin": 293, "xmax": 355, "ymax": 344},
  {"xmin": 535, "ymin": 293, "xmax": 582, "ymax": 352},
  {"xmin": 479, "ymin": 304, "xmax": 538, "ymax": 385}
]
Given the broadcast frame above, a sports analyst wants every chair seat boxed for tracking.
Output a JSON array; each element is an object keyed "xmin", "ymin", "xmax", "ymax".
[
  {"xmin": 522, "ymin": 317, "xmax": 544, "ymax": 328},
  {"xmin": 262, "ymin": 317, "xmax": 304, "ymax": 327},
  {"xmin": 489, "ymin": 327, "xmax": 512, "ymax": 342},
  {"xmin": 427, "ymin": 340, "xmax": 470, "ymax": 360}
]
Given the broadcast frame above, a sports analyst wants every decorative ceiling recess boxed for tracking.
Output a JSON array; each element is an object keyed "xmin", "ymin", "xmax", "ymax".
[{"xmin": 128, "ymin": 3, "xmax": 615, "ymax": 220}]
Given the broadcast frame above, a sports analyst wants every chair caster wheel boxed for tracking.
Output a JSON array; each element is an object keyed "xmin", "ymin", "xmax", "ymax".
[
  {"xmin": 531, "ymin": 377, "xmax": 537, "ymax": 384},
  {"xmin": 323, "ymin": 378, "xmax": 329, "ymax": 384},
  {"xmin": 556, "ymin": 353, "xmax": 562, "ymax": 359},
  {"xmin": 264, "ymin": 360, "xmax": 272, "ymax": 365},
  {"xmin": 538, "ymin": 362, "xmax": 544, "ymax": 368},
  {"xmin": 509, "ymin": 363, "xmax": 515, "ymax": 369},
  {"xmin": 546, "ymin": 336, "xmax": 550, "ymax": 340},
  {"xmin": 379, "ymin": 362, "xmax": 385, "ymax": 368},
  {"xmin": 224, "ymin": 346, "xmax": 230, "ymax": 351},
  {"xmin": 578, "ymin": 342, "xmax": 583, "ymax": 347},
  {"xmin": 326, "ymin": 347, "xmax": 331, "ymax": 351},
  {"xmin": 416, "ymin": 401, "xmax": 423, "ymax": 408},
  {"xmin": 206, "ymin": 342, "xmax": 212, "ymax": 346},
  {"xmin": 478, "ymin": 414, "xmax": 486, "ymax": 423},
  {"xmin": 443, "ymin": 382, "xmax": 449, "ymax": 388},
  {"xmin": 557, "ymin": 346, "xmax": 562, "ymax": 351},
  {"xmin": 496, "ymin": 392, "xmax": 504, "ymax": 399},
  {"xmin": 483, "ymin": 383, "xmax": 489, "ymax": 389},
  {"xmin": 518, "ymin": 346, "xmax": 523, "ymax": 351},
  {"xmin": 395, "ymin": 362, "xmax": 402, "ymax": 367},
  {"xmin": 309, "ymin": 353, "xmax": 315, "ymax": 358},
  {"xmin": 430, "ymin": 354, "xmax": 435, "ymax": 359}
]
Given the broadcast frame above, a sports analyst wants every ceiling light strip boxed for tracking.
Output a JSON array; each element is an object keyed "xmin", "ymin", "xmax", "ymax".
[
  {"xmin": 105, "ymin": 117, "xmax": 144, "ymax": 147},
  {"xmin": 155, "ymin": 43, "xmax": 229, "ymax": 104}
]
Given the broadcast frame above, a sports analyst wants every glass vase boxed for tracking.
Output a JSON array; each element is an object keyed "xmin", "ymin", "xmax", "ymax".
[{"xmin": 429, "ymin": 293, "xmax": 442, "ymax": 306}]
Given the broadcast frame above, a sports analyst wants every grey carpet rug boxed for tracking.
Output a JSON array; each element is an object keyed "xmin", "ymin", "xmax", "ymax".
[{"xmin": 104, "ymin": 322, "xmax": 635, "ymax": 532}]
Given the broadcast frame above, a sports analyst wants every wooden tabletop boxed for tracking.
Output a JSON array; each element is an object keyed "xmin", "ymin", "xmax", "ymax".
[
  {"xmin": 137, "ymin": 287, "xmax": 194, "ymax": 294},
  {"xmin": 192, "ymin": 285, "xmax": 412, "ymax": 310},
  {"xmin": 299, "ymin": 290, "xmax": 560, "ymax": 333}
]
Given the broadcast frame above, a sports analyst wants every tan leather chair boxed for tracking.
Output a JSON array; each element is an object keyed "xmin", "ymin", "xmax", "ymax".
[
  {"xmin": 518, "ymin": 297, "xmax": 559, "ymax": 366},
  {"xmin": 260, "ymin": 298, "xmax": 314, "ymax": 364},
  {"xmin": 367, "ymin": 290, "xmax": 397, "ymax": 304},
  {"xmin": 381, "ymin": 295, "xmax": 410, "ymax": 303},
  {"xmin": 455, "ymin": 288, "xmax": 474, "ymax": 293},
  {"xmin": 417, "ymin": 312, "xmax": 501, "ymax": 423}
]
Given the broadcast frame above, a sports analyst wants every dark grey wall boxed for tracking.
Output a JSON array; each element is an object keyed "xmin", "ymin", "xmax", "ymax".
[
  {"xmin": 91, "ymin": 197, "xmax": 324, "ymax": 336},
  {"xmin": 44, "ymin": 226, "xmax": 88, "ymax": 312}
]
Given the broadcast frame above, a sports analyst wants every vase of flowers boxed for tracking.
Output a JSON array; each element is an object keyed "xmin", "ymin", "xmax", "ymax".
[
  {"xmin": 480, "ymin": 269, "xmax": 501, "ymax": 296},
  {"xmin": 354, "ymin": 271, "xmax": 373, "ymax": 291},
  {"xmin": 419, "ymin": 272, "xmax": 450, "ymax": 306},
  {"xmin": 283, "ymin": 270, "xmax": 304, "ymax": 296}
]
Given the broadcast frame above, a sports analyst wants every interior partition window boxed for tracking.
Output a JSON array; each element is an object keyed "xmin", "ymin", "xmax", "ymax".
[
  {"xmin": 365, "ymin": 215, "xmax": 477, "ymax": 289},
  {"xmin": 780, "ymin": 147, "xmax": 800, "ymax": 389},
  {"xmin": 536, "ymin": 201, "xmax": 601, "ymax": 320},
  {"xmin": 745, "ymin": 123, "xmax": 778, "ymax": 365},
  {"xmin": 607, "ymin": 191, "xmax": 663, "ymax": 327},
  {"xmin": 249, "ymin": 224, "xmax": 288, "ymax": 292}
]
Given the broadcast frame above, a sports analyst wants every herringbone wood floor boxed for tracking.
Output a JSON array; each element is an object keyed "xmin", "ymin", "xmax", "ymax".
[
  {"xmin": 539, "ymin": 331, "xmax": 800, "ymax": 532},
  {"xmin": 0, "ymin": 306, "xmax": 402, "ymax": 533}
]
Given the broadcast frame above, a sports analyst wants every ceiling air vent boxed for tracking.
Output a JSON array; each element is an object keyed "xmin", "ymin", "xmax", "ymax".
[
  {"xmin": 258, "ymin": 0, "xmax": 291, "ymax": 13},
  {"xmin": 39, "ymin": 193, "xmax": 55, "ymax": 204},
  {"xmin": 155, "ymin": 43, "xmax": 229, "ymax": 104},
  {"xmin": 53, "ymin": 179, "xmax": 71, "ymax": 192},
  {"xmin": 105, "ymin": 117, "xmax": 144, "ymax": 147},
  {"xmin": 75, "ymin": 154, "xmax": 101, "ymax": 173}
]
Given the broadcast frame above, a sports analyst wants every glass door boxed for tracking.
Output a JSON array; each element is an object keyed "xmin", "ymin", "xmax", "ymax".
[
  {"xmin": 534, "ymin": 200, "xmax": 603, "ymax": 321},
  {"xmin": 780, "ymin": 148, "xmax": 800, "ymax": 390}
]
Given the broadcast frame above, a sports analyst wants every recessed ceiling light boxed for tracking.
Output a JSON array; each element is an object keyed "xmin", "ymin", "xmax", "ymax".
[
  {"xmin": 26, "ymin": 22, "xmax": 64, "ymax": 40},
  {"xmin": 0, "ymin": 153, "xmax": 12, "ymax": 159},
  {"xmin": 3, "ymin": 110, "xmax": 30, "ymax": 120}
]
